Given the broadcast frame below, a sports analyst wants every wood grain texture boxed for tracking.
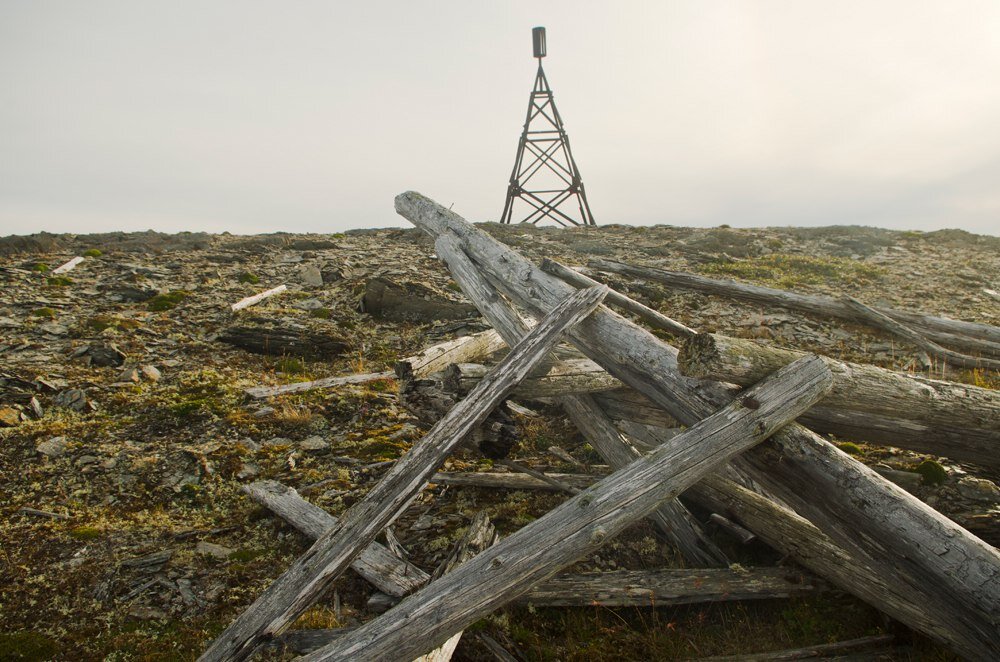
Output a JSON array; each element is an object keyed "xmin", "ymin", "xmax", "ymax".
[
  {"xmin": 396, "ymin": 191, "xmax": 1000, "ymax": 659},
  {"xmin": 245, "ymin": 372, "xmax": 393, "ymax": 399},
  {"xmin": 199, "ymin": 284, "xmax": 608, "ymax": 661},
  {"xmin": 300, "ymin": 354, "xmax": 833, "ymax": 661},
  {"xmin": 395, "ymin": 330, "xmax": 506, "ymax": 381}
]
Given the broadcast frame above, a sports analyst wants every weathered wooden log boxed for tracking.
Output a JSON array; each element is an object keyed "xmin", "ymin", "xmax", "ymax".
[
  {"xmin": 397, "ymin": 192, "xmax": 1000, "ymax": 659},
  {"xmin": 436, "ymin": 232, "xmax": 726, "ymax": 567},
  {"xmin": 540, "ymin": 258, "xmax": 695, "ymax": 338},
  {"xmin": 431, "ymin": 471, "xmax": 600, "ymax": 491},
  {"xmin": 589, "ymin": 257, "xmax": 1000, "ymax": 358},
  {"xmin": 597, "ymin": 386, "xmax": 1000, "ymax": 468},
  {"xmin": 444, "ymin": 359, "xmax": 621, "ymax": 398},
  {"xmin": 842, "ymin": 295, "xmax": 1000, "ymax": 371},
  {"xmin": 231, "ymin": 284, "xmax": 287, "ymax": 311},
  {"xmin": 200, "ymin": 284, "xmax": 608, "ymax": 661},
  {"xmin": 245, "ymin": 371, "xmax": 394, "ymax": 399},
  {"xmin": 695, "ymin": 633, "xmax": 896, "ymax": 661},
  {"xmin": 680, "ymin": 332, "xmax": 1000, "ymax": 466},
  {"xmin": 361, "ymin": 277, "xmax": 478, "ymax": 322},
  {"xmin": 521, "ymin": 566, "xmax": 822, "ymax": 608},
  {"xmin": 218, "ymin": 324, "xmax": 349, "ymax": 360},
  {"xmin": 52, "ymin": 256, "xmax": 85, "ymax": 274},
  {"xmin": 298, "ymin": 354, "xmax": 834, "ymax": 661},
  {"xmin": 242, "ymin": 480, "xmax": 429, "ymax": 596},
  {"xmin": 395, "ymin": 330, "xmax": 506, "ymax": 381}
]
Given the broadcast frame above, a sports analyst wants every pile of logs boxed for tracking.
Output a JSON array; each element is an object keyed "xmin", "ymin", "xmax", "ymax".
[{"xmin": 201, "ymin": 192, "xmax": 999, "ymax": 661}]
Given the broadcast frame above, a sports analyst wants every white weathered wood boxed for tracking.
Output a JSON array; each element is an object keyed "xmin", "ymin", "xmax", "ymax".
[
  {"xmin": 445, "ymin": 359, "xmax": 621, "ymax": 398},
  {"xmin": 436, "ymin": 232, "xmax": 726, "ymax": 567},
  {"xmin": 396, "ymin": 191, "xmax": 1000, "ymax": 659},
  {"xmin": 52, "ymin": 256, "xmax": 84, "ymax": 274},
  {"xmin": 842, "ymin": 294, "xmax": 1000, "ymax": 371},
  {"xmin": 540, "ymin": 257, "xmax": 696, "ymax": 338},
  {"xmin": 200, "ymin": 284, "xmax": 608, "ymax": 661},
  {"xmin": 242, "ymin": 481, "xmax": 429, "ymax": 596},
  {"xmin": 680, "ymin": 332, "xmax": 1000, "ymax": 467},
  {"xmin": 396, "ymin": 330, "xmax": 506, "ymax": 380},
  {"xmin": 245, "ymin": 371, "xmax": 394, "ymax": 399},
  {"xmin": 520, "ymin": 566, "xmax": 823, "ymax": 607},
  {"xmin": 432, "ymin": 471, "xmax": 600, "ymax": 491},
  {"xmin": 589, "ymin": 257, "xmax": 1000, "ymax": 358},
  {"xmin": 230, "ymin": 284, "xmax": 287, "ymax": 311},
  {"xmin": 298, "ymin": 354, "xmax": 834, "ymax": 661}
]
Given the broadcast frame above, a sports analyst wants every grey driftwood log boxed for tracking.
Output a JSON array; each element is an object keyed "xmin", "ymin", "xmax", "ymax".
[
  {"xmin": 394, "ymin": 329, "xmax": 506, "ymax": 381},
  {"xmin": 200, "ymin": 284, "xmax": 608, "ymax": 661},
  {"xmin": 588, "ymin": 257, "xmax": 1000, "ymax": 358},
  {"xmin": 218, "ymin": 324, "xmax": 349, "ymax": 361},
  {"xmin": 241, "ymin": 481, "xmax": 429, "ymax": 596},
  {"xmin": 396, "ymin": 191, "xmax": 1000, "ymax": 659},
  {"xmin": 435, "ymin": 232, "xmax": 727, "ymax": 567},
  {"xmin": 679, "ymin": 332, "xmax": 1000, "ymax": 467},
  {"xmin": 444, "ymin": 358, "xmax": 621, "ymax": 398},
  {"xmin": 695, "ymin": 633, "xmax": 896, "ymax": 661},
  {"xmin": 298, "ymin": 354, "xmax": 834, "ymax": 661},
  {"xmin": 540, "ymin": 257, "xmax": 696, "ymax": 338},
  {"xmin": 245, "ymin": 371, "xmax": 394, "ymax": 400},
  {"xmin": 841, "ymin": 294, "xmax": 1000, "ymax": 371}
]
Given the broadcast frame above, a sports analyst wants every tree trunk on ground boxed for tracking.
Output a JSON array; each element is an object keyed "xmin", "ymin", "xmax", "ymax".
[
  {"xmin": 588, "ymin": 257, "xmax": 1000, "ymax": 358},
  {"xmin": 218, "ymin": 324, "xmax": 349, "ymax": 360}
]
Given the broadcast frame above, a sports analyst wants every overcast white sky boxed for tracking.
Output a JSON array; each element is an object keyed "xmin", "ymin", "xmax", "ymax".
[{"xmin": 2, "ymin": 1, "xmax": 999, "ymax": 236}]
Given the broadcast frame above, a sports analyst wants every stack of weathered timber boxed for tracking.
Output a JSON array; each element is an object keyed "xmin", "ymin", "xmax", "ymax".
[{"xmin": 200, "ymin": 192, "xmax": 1000, "ymax": 662}]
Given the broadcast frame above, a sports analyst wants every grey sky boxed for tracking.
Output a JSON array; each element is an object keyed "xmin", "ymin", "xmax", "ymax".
[{"xmin": 2, "ymin": 1, "xmax": 999, "ymax": 236}]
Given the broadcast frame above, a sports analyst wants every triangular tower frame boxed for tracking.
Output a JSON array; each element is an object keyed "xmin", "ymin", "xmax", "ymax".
[{"xmin": 501, "ymin": 30, "xmax": 596, "ymax": 227}]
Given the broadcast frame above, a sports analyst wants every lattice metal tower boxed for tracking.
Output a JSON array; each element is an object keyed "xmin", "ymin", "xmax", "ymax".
[{"xmin": 500, "ymin": 27, "xmax": 596, "ymax": 226}]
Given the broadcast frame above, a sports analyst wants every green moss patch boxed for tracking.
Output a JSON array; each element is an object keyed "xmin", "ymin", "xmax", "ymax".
[
  {"xmin": 46, "ymin": 276, "xmax": 72, "ymax": 287},
  {"xmin": 31, "ymin": 307, "xmax": 56, "ymax": 319},
  {"xmin": 82, "ymin": 248, "xmax": 103, "ymax": 257},
  {"xmin": 148, "ymin": 290, "xmax": 191, "ymax": 311},
  {"xmin": 700, "ymin": 254, "xmax": 885, "ymax": 289},
  {"xmin": 915, "ymin": 459, "xmax": 947, "ymax": 486}
]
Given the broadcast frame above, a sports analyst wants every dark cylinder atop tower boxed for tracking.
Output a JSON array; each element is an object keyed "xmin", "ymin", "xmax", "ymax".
[{"xmin": 532, "ymin": 27, "xmax": 547, "ymax": 58}]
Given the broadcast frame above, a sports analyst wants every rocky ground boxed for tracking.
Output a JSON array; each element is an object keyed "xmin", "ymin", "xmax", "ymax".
[{"xmin": 0, "ymin": 223, "xmax": 998, "ymax": 660}]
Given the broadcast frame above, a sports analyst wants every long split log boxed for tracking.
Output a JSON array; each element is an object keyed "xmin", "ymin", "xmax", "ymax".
[
  {"xmin": 231, "ymin": 284, "xmax": 287, "ymax": 311},
  {"xmin": 396, "ymin": 192, "xmax": 1000, "ymax": 659},
  {"xmin": 436, "ymin": 232, "xmax": 727, "ymax": 567},
  {"xmin": 842, "ymin": 295, "xmax": 1000, "ymax": 371},
  {"xmin": 588, "ymin": 257, "xmax": 1000, "ymax": 358},
  {"xmin": 52, "ymin": 256, "xmax": 85, "ymax": 274},
  {"xmin": 540, "ymin": 258, "xmax": 695, "ymax": 338},
  {"xmin": 444, "ymin": 359, "xmax": 621, "ymax": 398},
  {"xmin": 200, "ymin": 284, "xmax": 608, "ymax": 661},
  {"xmin": 695, "ymin": 633, "xmax": 896, "ymax": 661},
  {"xmin": 298, "ymin": 354, "xmax": 834, "ymax": 661},
  {"xmin": 245, "ymin": 372, "xmax": 394, "ymax": 400}
]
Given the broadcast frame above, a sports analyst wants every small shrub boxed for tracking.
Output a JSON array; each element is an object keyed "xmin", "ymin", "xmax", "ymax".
[
  {"xmin": 83, "ymin": 248, "xmax": 103, "ymax": 257},
  {"xmin": 915, "ymin": 459, "xmax": 947, "ymax": 486},
  {"xmin": 31, "ymin": 307, "xmax": 56, "ymax": 319},
  {"xmin": 46, "ymin": 276, "xmax": 72, "ymax": 287},
  {"xmin": 148, "ymin": 290, "xmax": 190, "ymax": 311},
  {"xmin": 309, "ymin": 307, "xmax": 332, "ymax": 319},
  {"xmin": 836, "ymin": 442, "xmax": 863, "ymax": 456},
  {"xmin": 237, "ymin": 272, "xmax": 260, "ymax": 284},
  {"xmin": 277, "ymin": 358, "xmax": 306, "ymax": 374},
  {"xmin": 69, "ymin": 525, "xmax": 101, "ymax": 540}
]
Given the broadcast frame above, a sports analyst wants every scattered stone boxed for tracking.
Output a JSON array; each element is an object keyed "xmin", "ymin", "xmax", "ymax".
[
  {"xmin": 118, "ymin": 366, "xmax": 141, "ymax": 383},
  {"xmin": 28, "ymin": 396, "xmax": 44, "ymax": 418},
  {"xmin": 236, "ymin": 463, "xmax": 259, "ymax": 480},
  {"xmin": 298, "ymin": 263, "xmax": 324, "ymax": 287},
  {"xmin": 295, "ymin": 298, "xmax": 325, "ymax": 310},
  {"xmin": 89, "ymin": 343, "xmax": 127, "ymax": 367},
  {"xmin": 140, "ymin": 364, "xmax": 162, "ymax": 381},
  {"xmin": 0, "ymin": 406, "xmax": 21, "ymax": 427},
  {"xmin": 54, "ymin": 388, "xmax": 91, "ymax": 411},
  {"xmin": 36, "ymin": 436, "xmax": 68, "ymax": 458},
  {"xmin": 128, "ymin": 605, "xmax": 168, "ymax": 621},
  {"xmin": 956, "ymin": 477, "xmax": 1000, "ymax": 503},
  {"xmin": 361, "ymin": 277, "xmax": 478, "ymax": 322},
  {"xmin": 196, "ymin": 541, "xmax": 234, "ymax": 560},
  {"xmin": 874, "ymin": 467, "xmax": 922, "ymax": 492},
  {"xmin": 37, "ymin": 322, "xmax": 69, "ymax": 336},
  {"xmin": 299, "ymin": 435, "xmax": 330, "ymax": 451}
]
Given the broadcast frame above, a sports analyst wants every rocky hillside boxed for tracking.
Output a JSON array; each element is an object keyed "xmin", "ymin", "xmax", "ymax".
[{"xmin": 1, "ymin": 223, "xmax": 997, "ymax": 660}]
